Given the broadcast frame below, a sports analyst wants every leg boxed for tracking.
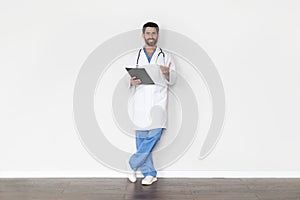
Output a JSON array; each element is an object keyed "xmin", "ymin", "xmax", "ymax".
[
  {"xmin": 140, "ymin": 153, "xmax": 157, "ymax": 177},
  {"xmin": 135, "ymin": 130, "xmax": 148, "ymax": 150},
  {"xmin": 129, "ymin": 130, "xmax": 147, "ymax": 171},
  {"xmin": 127, "ymin": 130, "xmax": 148, "ymax": 183}
]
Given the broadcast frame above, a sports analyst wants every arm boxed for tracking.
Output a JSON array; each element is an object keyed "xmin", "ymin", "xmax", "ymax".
[
  {"xmin": 160, "ymin": 63, "xmax": 171, "ymax": 81},
  {"xmin": 160, "ymin": 55, "xmax": 176, "ymax": 85},
  {"xmin": 127, "ymin": 51, "xmax": 142, "ymax": 88}
]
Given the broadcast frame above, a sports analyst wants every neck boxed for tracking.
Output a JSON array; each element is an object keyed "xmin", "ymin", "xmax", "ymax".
[
  {"xmin": 144, "ymin": 46, "xmax": 156, "ymax": 57},
  {"xmin": 144, "ymin": 45, "xmax": 157, "ymax": 50}
]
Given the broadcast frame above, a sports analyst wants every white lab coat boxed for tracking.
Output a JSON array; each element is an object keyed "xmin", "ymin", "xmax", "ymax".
[{"xmin": 129, "ymin": 47, "xmax": 176, "ymax": 130}]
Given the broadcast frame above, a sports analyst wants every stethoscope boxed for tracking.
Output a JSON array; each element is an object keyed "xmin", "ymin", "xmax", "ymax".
[{"xmin": 136, "ymin": 47, "xmax": 165, "ymax": 67}]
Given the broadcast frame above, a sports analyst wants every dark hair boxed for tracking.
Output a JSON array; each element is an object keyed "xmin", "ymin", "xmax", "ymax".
[{"xmin": 142, "ymin": 22, "xmax": 159, "ymax": 33}]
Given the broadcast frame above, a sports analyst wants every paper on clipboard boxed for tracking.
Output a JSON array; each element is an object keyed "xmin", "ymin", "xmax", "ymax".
[{"xmin": 144, "ymin": 64, "xmax": 167, "ymax": 86}]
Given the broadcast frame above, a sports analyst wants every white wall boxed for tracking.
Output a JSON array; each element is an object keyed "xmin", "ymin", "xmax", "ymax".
[{"xmin": 1, "ymin": 0, "xmax": 300, "ymax": 178}]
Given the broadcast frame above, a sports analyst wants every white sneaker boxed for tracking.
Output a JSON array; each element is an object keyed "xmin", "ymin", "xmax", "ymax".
[
  {"xmin": 141, "ymin": 176, "xmax": 157, "ymax": 185},
  {"xmin": 125, "ymin": 159, "xmax": 137, "ymax": 183},
  {"xmin": 128, "ymin": 171, "xmax": 137, "ymax": 183}
]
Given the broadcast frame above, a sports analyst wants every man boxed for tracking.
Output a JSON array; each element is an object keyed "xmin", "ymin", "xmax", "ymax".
[{"xmin": 127, "ymin": 22, "xmax": 176, "ymax": 185}]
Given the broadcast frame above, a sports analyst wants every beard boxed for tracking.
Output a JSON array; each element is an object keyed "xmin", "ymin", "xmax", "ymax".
[{"xmin": 145, "ymin": 38, "xmax": 157, "ymax": 46}]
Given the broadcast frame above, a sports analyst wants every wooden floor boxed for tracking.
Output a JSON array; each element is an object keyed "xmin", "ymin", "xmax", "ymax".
[{"xmin": 0, "ymin": 178, "xmax": 300, "ymax": 200}]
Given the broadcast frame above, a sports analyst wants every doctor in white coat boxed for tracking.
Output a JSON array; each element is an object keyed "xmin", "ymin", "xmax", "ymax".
[{"xmin": 128, "ymin": 22, "xmax": 176, "ymax": 185}]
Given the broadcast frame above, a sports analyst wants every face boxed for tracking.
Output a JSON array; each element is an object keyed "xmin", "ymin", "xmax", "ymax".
[{"xmin": 143, "ymin": 27, "xmax": 158, "ymax": 47}]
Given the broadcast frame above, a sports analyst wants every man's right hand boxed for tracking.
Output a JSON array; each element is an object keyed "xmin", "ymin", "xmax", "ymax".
[{"xmin": 130, "ymin": 76, "xmax": 142, "ymax": 86}]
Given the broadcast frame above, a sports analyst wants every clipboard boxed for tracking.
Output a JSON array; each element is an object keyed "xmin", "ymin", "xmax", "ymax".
[{"xmin": 125, "ymin": 67, "xmax": 155, "ymax": 84}]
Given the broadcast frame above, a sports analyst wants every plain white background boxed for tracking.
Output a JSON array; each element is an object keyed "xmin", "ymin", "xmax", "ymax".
[{"xmin": 1, "ymin": 0, "xmax": 300, "ymax": 177}]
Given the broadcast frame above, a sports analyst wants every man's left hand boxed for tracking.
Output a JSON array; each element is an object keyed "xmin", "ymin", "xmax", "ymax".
[
  {"xmin": 160, "ymin": 62, "xmax": 171, "ymax": 74},
  {"xmin": 160, "ymin": 62, "xmax": 171, "ymax": 81}
]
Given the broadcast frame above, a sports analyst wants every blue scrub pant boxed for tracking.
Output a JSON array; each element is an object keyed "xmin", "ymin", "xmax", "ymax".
[{"xmin": 129, "ymin": 128, "xmax": 163, "ymax": 177}]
